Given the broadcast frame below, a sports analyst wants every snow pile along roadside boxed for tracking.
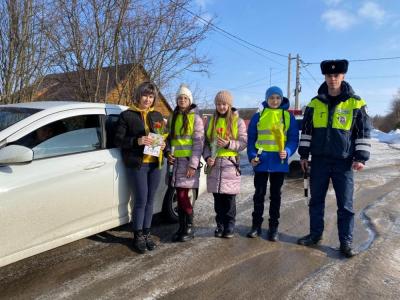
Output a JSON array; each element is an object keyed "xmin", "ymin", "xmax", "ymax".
[{"xmin": 371, "ymin": 129, "xmax": 400, "ymax": 148}]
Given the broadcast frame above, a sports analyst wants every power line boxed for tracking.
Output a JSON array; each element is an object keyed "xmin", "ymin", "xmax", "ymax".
[
  {"xmin": 168, "ymin": 0, "xmax": 288, "ymax": 64},
  {"xmin": 301, "ymin": 62, "xmax": 319, "ymax": 86},
  {"xmin": 229, "ymin": 77, "xmax": 267, "ymax": 91},
  {"xmin": 303, "ymin": 56, "xmax": 400, "ymax": 65},
  {"xmin": 205, "ymin": 32, "xmax": 282, "ymax": 64},
  {"xmin": 347, "ymin": 74, "xmax": 400, "ymax": 79}
]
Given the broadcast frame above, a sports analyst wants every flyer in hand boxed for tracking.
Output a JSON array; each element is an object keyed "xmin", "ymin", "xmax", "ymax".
[{"xmin": 143, "ymin": 132, "xmax": 164, "ymax": 157}]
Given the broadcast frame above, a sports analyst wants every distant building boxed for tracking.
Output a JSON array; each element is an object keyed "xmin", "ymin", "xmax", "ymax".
[
  {"xmin": 32, "ymin": 64, "xmax": 172, "ymax": 117},
  {"xmin": 199, "ymin": 108, "xmax": 258, "ymax": 127}
]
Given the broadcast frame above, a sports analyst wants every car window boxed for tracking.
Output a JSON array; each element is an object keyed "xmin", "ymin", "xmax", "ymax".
[
  {"xmin": 106, "ymin": 114, "xmax": 120, "ymax": 149},
  {"xmin": 14, "ymin": 115, "xmax": 102, "ymax": 159},
  {"xmin": 0, "ymin": 107, "xmax": 42, "ymax": 131}
]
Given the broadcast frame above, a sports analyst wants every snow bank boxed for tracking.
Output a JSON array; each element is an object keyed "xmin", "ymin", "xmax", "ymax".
[{"xmin": 371, "ymin": 129, "xmax": 400, "ymax": 145}]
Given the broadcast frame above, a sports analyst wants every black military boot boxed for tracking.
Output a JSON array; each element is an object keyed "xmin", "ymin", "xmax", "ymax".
[
  {"xmin": 246, "ymin": 225, "xmax": 262, "ymax": 238},
  {"xmin": 267, "ymin": 226, "xmax": 278, "ymax": 242},
  {"xmin": 172, "ymin": 208, "xmax": 185, "ymax": 242},
  {"xmin": 297, "ymin": 234, "xmax": 322, "ymax": 246},
  {"xmin": 180, "ymin": 213, "xmax": 194, "ymax": 242},
  {"xmin": 340, "ymin": 243, "xmax": 357, "ymax": 258},
  {"xmin": 143, "ymin": 228, "xmax": 156, "ymax": 251},
  {"xmin": 133, "ymin": 230, "xmax": 147, "ymax": 254}
]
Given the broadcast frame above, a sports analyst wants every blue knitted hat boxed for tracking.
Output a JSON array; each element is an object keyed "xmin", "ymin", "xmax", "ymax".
[{"xmin": 265, "ymin": 86, "xmax": 283, "ymax": 100}]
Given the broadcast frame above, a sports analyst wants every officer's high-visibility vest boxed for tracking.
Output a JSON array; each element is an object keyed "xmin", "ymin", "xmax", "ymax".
[
  {"xmin": 206, "ymin": 116, "xmax": 238, "ymax": 157},
  {"xmin": 255, "ymin": 108, "xmax": 290, "ymax": 152},
  {"xmin": 308, "ymin": 97, "xmax": 367, "ymax": 130},
  {"xmin": 170, "ymin": 112, "xmax": 195, "ymax": 157}
]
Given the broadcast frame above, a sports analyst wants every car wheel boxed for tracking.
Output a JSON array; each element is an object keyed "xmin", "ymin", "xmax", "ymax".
[
  {"xmin": 287, "ymin": 161, "xmax": 302, "ymax": 178},
  {"xmin": 162, "ymin": 185, "xmax": 179, "ymax": 223}
]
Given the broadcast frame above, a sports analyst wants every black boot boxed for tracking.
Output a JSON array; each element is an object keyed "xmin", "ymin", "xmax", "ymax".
[
  {"xmin": 247, "ymin": 225, "xmax": 262, "ymax": 238},
  {"xmin": 297, "ymin": 234, "xmax": 322, "ymax": 246},
  {"xmin": 214, "ymin": 223, "xmax": 224, "ymax": 238},
  {"xmin": 267, "ymin": 226, "xmax": 278, "ymax": 242},
  {"xmin": 172, "ymin": 208, "xmax": 185, "ymax": 242},
  {"xmin": 223, "ymin": 228, "xmax": 235, "ymax": 238},
  {"xmin": 143, "ymin": 228, "xmax": 156, "ymax": 251},
  {"xmin": 340, "ymin": 243, "xmax": 357, "ymax": 258},
  {"xmin": 133, "ymin": 230, "xmax": 147, "ymax": 254},
  {"xmin": 180, "ymin": 213, "xmax": 194, "ymax": 242}
]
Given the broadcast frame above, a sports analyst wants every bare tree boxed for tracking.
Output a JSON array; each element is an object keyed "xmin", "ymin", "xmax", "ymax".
[
  {"xmin": 372, "ymin": 89, "xmax": 400, "ymax": 132},
  {"xmin": 1, "ymin": 0, "xmax": 213, "ymax": 105},
  {"xmin": 46, "ymin": 0, "xmax": 129, "ymax": 102},
  {"xmin": 117, "ymin": 0, "xmax": 212, "ymax": 105},
  {"xmin": 0, "ymin": 0, "xmax": 50, "ymax": 104}
]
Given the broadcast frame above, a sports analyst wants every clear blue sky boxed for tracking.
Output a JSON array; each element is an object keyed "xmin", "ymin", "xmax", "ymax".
[{"xmin": 171, "ymin": 0, "xmax": 400, "ymax": 116}]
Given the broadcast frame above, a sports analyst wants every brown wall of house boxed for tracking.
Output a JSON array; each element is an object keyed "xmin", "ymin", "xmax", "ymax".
[
  {"xmin": 105, "ymin": 74, "xmax": 171, "ymax": 117},
  {"xmin": 32, "ymin": 66, "xmax": 172, "ymax": 117}
]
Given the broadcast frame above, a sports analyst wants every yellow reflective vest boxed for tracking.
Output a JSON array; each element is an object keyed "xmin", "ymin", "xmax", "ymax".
[
  {"xmin": 170, "ymin": 112, "xmax": 195, "ymax": 157},
  {"xmin": 308, "ymin": 97, "xmax": 367, "ymax": 130},
  {"xmin": 255, "ymin": 108, "xmax": 290, "ymax": 152},
  {"xmin": 206, "ymin": 116, "xmax": 238, "ymax": 157}
]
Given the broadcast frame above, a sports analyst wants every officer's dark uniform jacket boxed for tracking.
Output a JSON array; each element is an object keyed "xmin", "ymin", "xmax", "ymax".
[{"xmin": 299, "ymin": 81, "xmax": 371, "ymax": 163}]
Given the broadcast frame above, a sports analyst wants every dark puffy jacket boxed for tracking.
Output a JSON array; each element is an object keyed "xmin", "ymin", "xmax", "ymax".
[
  {"xmin": 114, "ymin": 109, "xmax": 164, "ymax": 169},
  {"xmin": 299, "ymin": 81, "xmax": 371, "ymax": 163}
]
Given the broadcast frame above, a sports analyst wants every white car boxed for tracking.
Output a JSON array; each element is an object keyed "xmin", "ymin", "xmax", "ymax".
[
  {"xmin": 288, "ymin": 115, "xmax": 303, "ymax": 166},
  {"xmin": 0, "ymin": 101, "xmax": 177, "ymax": 267}
]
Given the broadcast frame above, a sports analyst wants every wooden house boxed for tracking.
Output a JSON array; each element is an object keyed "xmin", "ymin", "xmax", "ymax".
[{"xmin": 32, "ymin": 64, "xmax": 172, "ymax": 117}]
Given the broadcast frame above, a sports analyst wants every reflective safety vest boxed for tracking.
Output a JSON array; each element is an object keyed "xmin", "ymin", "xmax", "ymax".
[
  {"xmin": 206, "ymin": 116, "xmax": 238, "ymax": 157},
  {"xmin": 308, "ymin": 97, "xmax": 367, "ymax": 130},
  {"xmin": 170, "ymin": 112, "xmax": 195, "ymax": 157},
  {"xmin": 255, "ymin": 108, "xmax": 290, "ymax": 152}
]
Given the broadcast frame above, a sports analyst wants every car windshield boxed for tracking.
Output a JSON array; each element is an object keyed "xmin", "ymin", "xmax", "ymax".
[{"xmin": 0, "ymin": 107, "xmax": 42, "ymax": 131}]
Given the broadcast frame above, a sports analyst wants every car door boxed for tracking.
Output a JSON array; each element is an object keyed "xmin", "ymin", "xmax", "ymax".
[{"xmin": 0, "ymin": 109, "xmax": 115, "ymax": 263}]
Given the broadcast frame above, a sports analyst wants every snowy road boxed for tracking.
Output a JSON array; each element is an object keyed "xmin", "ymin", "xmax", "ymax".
[{"xmin": 1, "ymin": 139, "xmax": 399, "ymax": 299}]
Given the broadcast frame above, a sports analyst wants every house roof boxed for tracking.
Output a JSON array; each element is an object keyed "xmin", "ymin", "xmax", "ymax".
[{"xmin": 33, "ymin": 64, "xmax": 172, "ymax": 114}]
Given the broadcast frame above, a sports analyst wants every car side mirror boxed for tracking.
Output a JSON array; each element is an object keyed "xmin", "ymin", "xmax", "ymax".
[{"xmin": 0, "ymin": 145, "xmax": 33, "ymax": 165}]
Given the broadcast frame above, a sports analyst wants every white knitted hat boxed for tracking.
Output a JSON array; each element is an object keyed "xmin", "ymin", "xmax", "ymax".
[{"xmin": 176, "ymin": 84, "xmax": 193, "ymax": 105}]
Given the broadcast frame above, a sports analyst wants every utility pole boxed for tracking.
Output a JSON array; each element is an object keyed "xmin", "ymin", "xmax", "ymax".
[
  {"xmin": 295, "ymin": 54, "xmax": 301, "ymax": 110},
  {"xmin": 287, "ymin": 53, "xmax": 291, "ymax": 100}
]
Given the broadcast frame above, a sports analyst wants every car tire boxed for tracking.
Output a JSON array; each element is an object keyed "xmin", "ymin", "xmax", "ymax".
[
  {"xmin": 162, "ymin": 185, "xmax": 179, "ymax": 223},
  {"xmin": 287, "ymin": 161, "xmax": 302, "ymax": 178}
]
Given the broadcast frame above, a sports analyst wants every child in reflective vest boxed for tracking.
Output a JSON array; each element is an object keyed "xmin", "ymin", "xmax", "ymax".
[
  {"xmin": 203, "ymin": 90, "xmax": 247, "ymax": 238},
  {"xmin": 166, "ymin": 84, "xmax": 204, "ymax": 242},
  {"xmin": 246, "ymin": 86, "xmax": 299, "ymax": 241}
]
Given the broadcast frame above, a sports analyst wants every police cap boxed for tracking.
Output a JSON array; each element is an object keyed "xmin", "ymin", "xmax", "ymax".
[{"xmin": 320, "ymin": 59, "xmax": 349, "ymax": 75}]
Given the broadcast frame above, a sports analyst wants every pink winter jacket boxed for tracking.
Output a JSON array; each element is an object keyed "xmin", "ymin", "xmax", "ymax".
[
  {"xmin": 203, "ymin": 112, "xmax": 247, "ymax": 195},
  {"xmin": 166, "ymin": 106, "xmax": 204, "ymax": 189}
]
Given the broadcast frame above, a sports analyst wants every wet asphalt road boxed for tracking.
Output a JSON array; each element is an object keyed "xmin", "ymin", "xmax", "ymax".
[{"xmin": 1, "ymin": 140, "xmax": 399, "ymax": 299}]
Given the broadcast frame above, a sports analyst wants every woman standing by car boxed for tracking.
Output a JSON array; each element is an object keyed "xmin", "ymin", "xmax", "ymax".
[
  {"xmin": 203, "ymin": 90, "xmax": 247, "ymax": 238},
  {"xmin": 166, "ymin": 84, "xmax": 204, "ymax": 242},
  {"xmin": 114, "ymin": 81, "xmax": 166, "ymax": 254}
]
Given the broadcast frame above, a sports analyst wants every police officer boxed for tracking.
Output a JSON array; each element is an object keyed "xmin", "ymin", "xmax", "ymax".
[{"xmin": 297, "ymin": 59, "xmax": 371, "ymax": 258}]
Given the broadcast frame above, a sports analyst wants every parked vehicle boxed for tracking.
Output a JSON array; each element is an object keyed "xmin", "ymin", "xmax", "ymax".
[
  {"xmin": 288, "ymin": 109, "xmax": 303, "ymax": 166},
  {"xmin": 0, "ymin": 101, "xmax": 177, "ymax": 267}
]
